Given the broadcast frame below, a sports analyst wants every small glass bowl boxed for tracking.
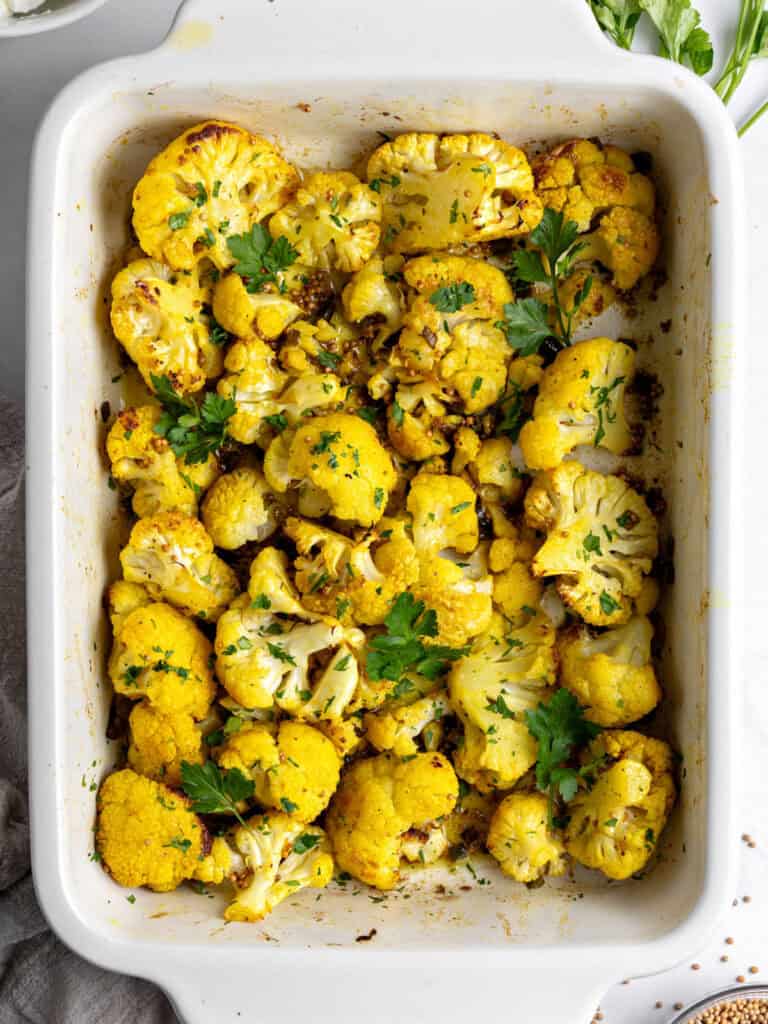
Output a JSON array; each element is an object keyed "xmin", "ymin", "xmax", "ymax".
[
  {"xmin": 0, "ymin": 0, "xmax": 111, "ymax": 38},
  {"xmin": 669, "ymin": 985, "xmax": 768, "ymax": 1023}
]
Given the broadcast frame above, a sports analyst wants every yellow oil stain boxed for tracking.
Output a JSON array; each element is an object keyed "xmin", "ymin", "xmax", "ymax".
[
  {"xmin": 169, "ymin": 19, "xmax": 213, "ymax": 51},
  {"xmin": 711, "ymin": 326, "xmax": 734, "ymax": 391}
]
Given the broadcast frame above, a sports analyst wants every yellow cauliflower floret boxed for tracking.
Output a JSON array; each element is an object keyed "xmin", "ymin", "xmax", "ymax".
[
  {"xmin": 449, "ymin": 612, "xmax": 556, "ymax": 791},
  {"xmin": 269, "ymin": 171, "xmax": 381, "ymax": 273},
  {"xmin": 364, "ymin": 690, "xmax": 449, "ymax": 757},
  {"xmin": 565, "ymin": 730, "xmax": 676, "ymax": 880},
  {"xmin": 556, "ymin": 268, "xmax": 617, "ymax": 324},
  {"xmin": 492, "ymin": 560, "xmax": 543, "ymax": 625},
  {"xmin": 119, "ymin": 511, "xmax": 239, "ymax": 622},
  {"xmin": 212, "ymin": 270, "xmax": 304, "ymax": 341},
  {"xmin": 579, "ymin": 206, "xmax": 661, "ymax": 291},
  {"xmin": 407, "ymin": 473, "xmax": 478, "ymax": 555},
  {"xmin": 107, "ymin": 405, "xmax": 218, "ymax": 517},
  {"xmin": 367, "ymin": 132, "xmax": 542, "ymax": 253},
  {"xmin": 386, "ymin": 381, "xmax": 451, "ymax": 461},
  {"xmin": 412, "ymin": 552, "xmax": 493, "ymax": 647},
  {"xmin": 96, "ymin": 769, "xmax": 206, "ymax": 892},
  {"xmin": 263, "ymin": 413, "xmax": 396, "ymax": 527},
  {"xmin": 216, "ymin": 336, "xmax": 288, "ymax": 445},
  {"xmin": 519, "ymin": 338, "xmax": 635, "ymax": 471},
  {"xmin": 109, "ymin": 601, "xmax": 216, "ymax": 719},
  {"xmin": 326, "ymin": 752, "xmax": 459, "ymax": 889},
  {"xmin": 110, "ymin": 259, "xmax": 222, "ymax": 395},
  {"xmin": 127, "ymin": 703, "xmax": 204, "ymax": 784},
  {"xmin": 246, "ymin": 546, "xmax": 313, "ymax": 619},
  {"xmin": 524, "ymin": 461, "xmax": 658, "ymax": 626},
  {"xmin": 201, "ymin": 466, "xmax": 283, "ymax": 550},
  {"xmin": 223, "ymin": 813, "xmax": 333, "ymax": 922},
  {"xmin": 558, "ymin": 616, "xmax": 662, "ymax": 726},
  {"xmin": 487, "ymin": 793, "xmax": 567, "ymax": 883},
  {"xmin": 132, "ymin": 120, "xmax": 299, "ymax": 272},
  {"xmin": 107, "ymin": 580, "xmax": 151, "ymax": 634},
  {"xmin": 341, "ymin": 256, "xmax": 403, "ymax": 344},
  {"xmin": 218, "ymin": 721, "xmax": 341, "ymax": 822}
]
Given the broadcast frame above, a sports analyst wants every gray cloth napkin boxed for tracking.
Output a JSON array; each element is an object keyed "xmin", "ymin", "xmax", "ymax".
[{"xmin": 0, "ymin": 395, "xmax": 178, "ymax": 1024}]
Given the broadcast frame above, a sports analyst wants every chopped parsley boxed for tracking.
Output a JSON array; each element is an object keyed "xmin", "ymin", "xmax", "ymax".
[
  {"xmin": 168, "ymin": 210, "xmax": 190, "ymax": 230},
  {"xmin": 429, "ymin": 281, "xmax": 475, "ymax": 313},
  {"xmin": 226, "ymin": 224, "xmax": 298, "ymax": 293},
  {"xmin": 366, "ymin": 593, "xmax": 469, "ymax": 683}
]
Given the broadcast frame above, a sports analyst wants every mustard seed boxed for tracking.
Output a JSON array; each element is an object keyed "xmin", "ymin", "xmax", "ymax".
[
  {"xmin": 737, "ymin": 975, "xmax": 746, "ymax": 983},
  {"xmin": 750, "ymin": 967, "xmax": 759, "ymax": 974},
  {"xmin": 692, "ymin": 963, "xmax": 701, "ymax": 970},
  {"xmin": 726, "ymin": 937, "xmax": 735, "ymax": 945}
]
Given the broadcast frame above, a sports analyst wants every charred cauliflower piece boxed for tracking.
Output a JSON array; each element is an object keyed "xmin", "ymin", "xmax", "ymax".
[
  {"xmin": 110, "ymin": 259, "xmax": 222, "ymax": 395},
  {"xmin": 269, "ymin": 171, "xmax": 382, "ymax": 273},
  {"xmin": 524, "ymin": 462, "xmax": 658, "ymax": 626},
  {"xmin": 342, "ymin": 256, "xmax": 403, "ymax": 344},
  {"xmin": 367, "ymin": 132, "xmax": 542, "ymax": 253},
  {"xmin": 132, "ymin": 120, "xmax": 299, "ymax": 271},
  {"xmin": 201, "ymin": 465, "xmax": 283, "ymax": 550},
  {"xmin": 127, "ymin": 703, "xmax": 204, "ymax": 785},
  {"xmin": 519, "ymin": 338, "xmax": 635, "ymax": 471},
  {"xmin": 119, "ymin": 511, "xmax": 239, "ymax": 622},
  {"xmin": 487, "ymin": 793, "xmax": 567, "ymax": 883},
  {"xmin": 558, "ymin": 616, "xmax": 662, "ymax": 727},
  {"xmin": 326, "ymin": 752, "xmax": 459, "ymax": 889},
  {"xmin": 263, "ymin": 413, "xmax": 396, "ymax": 527},
  {"xmin": 565, "ymin": 730, "xmax": 676, "ymax": 880},
  {"xmin": 407, "ymin": 473, "xmax": 478, "ymax": 555}
]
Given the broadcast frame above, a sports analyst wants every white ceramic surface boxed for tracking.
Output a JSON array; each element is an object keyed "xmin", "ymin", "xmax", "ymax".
[
  {"xmin": 25, "ymin": 1, "xmax": 745, "ymax": 1021},
  {"xmin": 0, "ymin": 0, "xmax": 110, "ymax": 38}
]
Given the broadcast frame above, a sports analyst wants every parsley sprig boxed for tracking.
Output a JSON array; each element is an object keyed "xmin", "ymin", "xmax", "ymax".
[
  {"xmin": 151, "ymin": 374, "xmax": 235, "ymax": 465},
  {"xmin": 226, "ymin": 224, "xmax": 298, "ymax": 293},
  {"xmin": 366, "ymin": 593, "xmax": 469, "ymax": 684},
  {"xmin": 429, "ymin": 281, "xmax": 476, "ymax": 313},
  {"xmin": 180, "ymin": 760, "xmax": 254, "ymax": 829},
  {"xmin": 524, "ymin": 688, "xmax": 603, "ymax": 828},
  {"xmin": 587, "ymin": 0, "xmax": 642, "ymax": 49}
]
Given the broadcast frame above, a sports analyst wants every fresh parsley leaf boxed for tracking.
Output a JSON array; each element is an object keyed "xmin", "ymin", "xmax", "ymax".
[
  {"xmin": 587, "ymin": 0, "xmax": 642, "ymax": 49},
  {"xmin": 208, "ymin": 316, "xmax": 231, "ymax": 347},
  {"xmin": 583, "ymin": 532, "xmax": 603, "ymax": 557},
  {"xmin": 530, "ymin": 207, "xmax": 582, "ymax": 269},
  {"xmin": 168, "ymin": 211, "xmax": 190, "ymax": 230},
  {"xmin": 180, "ymin": 761, "xmax": 254, "ymax": 828},
  {"xmin": 391, "ymin": 400, "xmax": 404, "ymax": 427},
  {"xmin": 280, "ymin": 797, "xmax": 299, "ymax": 814},
  {"xmin": 293, "ymin": 832, "xmax": 321, "ymax": 854},
  {"xmin": 267, "ymin": 642, "xmax": 297, "ymax": 665},
  {"xmin": 265, "ymin": 412, "xmax": 288, "ymax": 433},
  {"xmin": 429, "ymin": 281, "xmax": 475, "ymax": 313},
  {"xmin": 599, "ymin": 591, "xmax": 621, "ymax": 615},
  {"xmin": 496, "ymin": 382, "xmax": 528, "ymax": 442},
  {"xmin": 151, "ymin": 375, "xmax": 235, "ymax": 465},
  {"xmin": 164, "ymin": 836, "xmax": 192, "ymax": 853},
  {"xmin": 366, "ymin": 593, "xmax": 468, "ymax": 683},
  {"xmin": 496, "ymin": 297, "xmax": 553, "ymax": 356},
  {"xmin": 311, "ymin": 430, "xmax": 341, "ymax": 454},
  {"xmin": 486, "ymin": 694, "xmax": 516, "ymax": 719},
  {"xmin": 226, "ymin": 224, "xmax": 298, "ymax": 292},
  {"xmin": 451, "ymin": 501, "xmax": 472, "ymax": 514},
  {"xmin": 193, "ymin": 182, "xmax": 208, "ymax": 206},
  {"xmin": 335, "ymin": 654, "xmax": 352, "ymax": 671},
  {"xmin": 252, "ymin": 593, "xmax": 272, "ymax": 609},
  {"xmin": 639, "ymin": 0, "xmax": 712, "ymax": 75},
  {"xmin": 512, "ymin": 249, "xmax": 550, "ymax": 284}
]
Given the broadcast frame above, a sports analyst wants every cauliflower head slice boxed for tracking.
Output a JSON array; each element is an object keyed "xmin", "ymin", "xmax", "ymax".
[
  {"xmin": 223, "ymin": 813, "xmax": 334, "ymax": 922},
  {"xmin": 367, "ymin": 132, "xmax": 542, "ymax": 252},
  {"xmin": 127, "ymin": 703, "xmax": 204, "ymax": 785},
  {"xmin": 326, "ymin": 752, "xmax": 459, "ymax": 889},
  {"xmin": 216, "ymin": 336, "xmax": 289, "ymax": 445},
  {"xmin": 565, "ymin": 730, "xmax": 676, "ymax": 880},
  {"xmin": 107, "ymin": 405, "xmax": 219, "ymax": 517},
  {"xmin": 487, "ymin": 792, "xmax": 567, "ymax": 883},
  {"xmin": 109, "ymin": 601, "xmax": 216, "ymax": 719},
  {"xmin": 269, "ymin": 171, "xmax": 382, "ymax": 273},
  {"xmin": 96, "ymin": 769, "xmax": 208, "ymax": 892},
  {"xmin": 218, "ymin": 721, "xmax": 341, "ymax": 822},
  {"xmin": 132, "ymin": 120, "xmax": 299, "ymax": 272},
  {"xmin": 341, "ymin": 256, "xmax": 403, "ymax": 344},
  {"xmin": 579, "ymin": 206, "xmax": 661, "ymax": 291},
  {"xmin": 110, "ymin": 259, "xmax": 222, "ymax": 395},
  {"xmin": 263, "ymin": 413, "xmax": 396, "ymax": 527},
  {"xmin": 412, "ymin": 553, "xmax": 493, "ymax": 647},
  {"xmin": 364, "ymin": 690, "xmax": 450, "ymax": 757},
  {"xmin": 212, "ymin": 270, "xmax": 304, "ymax": 342},
  {"xmin": 448, "ymin": 612, "xmax": 557, "ymax": 791},
  {"xmin": 524, "ymin": 461, "xmax": 658, "ymax": 626},
  {"xmin": 406, "ymin": 473, "xmax": 478, "ymax": 555},
  {"xmin": 119, "ymin": 511, "xmax": 239, "ymax": 622},
  {"xmin": 519, "ymin": 338, "xmax": 635, "ymax": 471},
  {"xmin": 558, "ymin": 616, "xmax": 662, "ymax": 727},
  {"xmin": 201, "ymin": 466, "xmax": 283, "ymax": 550}
]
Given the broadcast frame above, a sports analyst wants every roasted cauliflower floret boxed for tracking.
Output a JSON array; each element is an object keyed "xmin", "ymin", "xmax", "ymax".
[
  {"xmin": 107, "ymin": 580, "xmax": 152, "ymax": 634},
  {"xmin": 223, "ymin": 813, "xmax": 334, "ymax": 922},
  {"xmin": 341, "ymin": 256, "xmax": 403, "ymax": 343},
  {"xmin": 412, "ymin": 553, "xmax": 493, "ymax": 647},
  {"xmin": 449, "ymin": 612, "xmax": 556, "ymax": 791},
  {"xmin": 110, "ymin": 259, "xmax": 222, "ymax": 394},
  {"xmin": 218, "ymin": 721, "xmax": 341, "ymax": 822},
  {"xmin": 367, "ymin": 132, "xmax": 542, "ymax": 252},
  {"xmin": 407, "ymin": 473, "xmax": 478, "ymax": 555},
  {"xmin": 212, "ymin": 269, "xmax": 304, "ymax": 342},
  {"xmin": 109, "ymin": 601, "xmax": 216, "ymax": 719},
  {"xmin": 364, "ymin": 691, "xmax": 450, "ymax": 757},
  {"xmin": 269, "ymin": 171, "xmax": 382, "ymax": 273},
  {"xmin": 524, "ymin": 462, "xmax": 658, "ymax": 626},
  {"xmin": 127, "ymin": 703, "xmax": 204, "ymax": 784},
  {"xmin": 107, "ymin": 405, "xmax": 218, "ymax": 517},
  {"xmin": 119, "ymin": 511, "xmax": 239, "ymax": 622},
  {"xmin": 386, "ymin": 381, "xmax": 452, "ymax": 461},
  {"xmin": 96, "ymin": 769, "xmax": 208, "ymax": 892},
  {"xmin": 201, "ymin": 466, "xmax": 283, "ymax": 550},
  {"xmin": 487, "ymin": 793, "xmax": 567, "ymax": 882},
  {"xmin": 326, "ymin": 752, "xmax": 459, "ymax": 889},
  {"xmin": 579, "ymin": 206, "xmax": 661, "ymax": 291},
  {"xmin": 519, "ymin": 338, "xmax": 635, "ymax": 471},
  {"xmin": 492, "ymin": 559, "xmax": 543, "ymax": 625},
  {"xmin": 558, "ymin": 616, "xmax": 662, "ymax": 727},
  {"xmin": 132, "ymin": 120, "xmax": 299, "ymax": 272},
  {"xmin": 216, "ymin": 336, "xmax": 288, "ymax": 445},
  {"xmin": 263, "ymin": 413, "xmax": 396, "ymax": 527},
  {"xmin": 565, "ymin": 730, "xmax": 676, "ymax": 880}
]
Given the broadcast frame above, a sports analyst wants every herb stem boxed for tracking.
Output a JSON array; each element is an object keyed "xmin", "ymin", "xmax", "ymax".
[{"xmin": 738, "ymin": 96, "xmax": 768, "ymax": 135}]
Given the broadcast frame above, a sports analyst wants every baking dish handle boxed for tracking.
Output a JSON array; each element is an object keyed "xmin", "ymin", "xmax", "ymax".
[
  {"xmin": 164, "ymin": 963, "xmax": 611, "ymax": 1024},
  {"xmin": 162, "ymin": 0, "xmax": 619, "ymax": 63}
]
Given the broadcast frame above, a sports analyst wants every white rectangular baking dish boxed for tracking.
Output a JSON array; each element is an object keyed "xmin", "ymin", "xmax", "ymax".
[{"xmin": 26, "ymin": 1, "xmax": 745, "ymax": 1021}]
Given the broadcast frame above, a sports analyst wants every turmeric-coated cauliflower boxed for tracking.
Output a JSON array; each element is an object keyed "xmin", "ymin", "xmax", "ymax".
[
  {"xmin": 119, "ymin": 511, "xmax": 239, "ymax": 622},
  {"xmin": 107, "ymin": 580, "xmax": 152, "ymax": 635},
  {"xmin": 407, "ymin": 473, "xmax": 478, "ymax": 555},
  {"xmin": 364, "ymin": 690, "xmax": 450, "ymax": 757},
  {"xmin": 269, "ymin": 171, "xmax": 382, "ymax": 273},
  {"xmin": 386, "ymin": 381, "xmax": 452, "ymax": 461},
  {"xmin": 201, "ymin": 465, "xmax": 283, "ymax": 550},
  {"xmin": 412, "ymin": 553, "xmax": 493, "ymax": 647},
  {"xmin": 342, "ymin": 256, "xmax": 403, "ymax": 344},
  {"xmin": 263, "ymin": 413, "xmax": 396, "ymax": 527},
  {"xmin": 367, "ymin": 132, "xmax": 542, "ymax": 252},
  {"xmin": 558, "ymin": 616, "xmax": 662, "ymax": 726},
  {"xmin": 132, "ymin": 120, "xmax": 299, "ymax": 272},
  {"xmin": 326, "ymin": 752, "xmax": 459, "ymax": 889},
  {"xmin": 565, "ymin": 730, "xmax": 676, "ymax": 880},
  {"xmin": 486, "ymin": 793, "xmax": 567, "ymax": 883},
  {"xmin": 524, "ymin": 461, "xmax": 658, "ymax": 626},
  {"xmin": 127, "ymin": 703, "xmax": 204, "ymax": 784},
  {"xmin": 110, "ymin": 259, "xmax": 222, "ymax": 394},
  {"xmin": 519, "ymin": 338, "xmax": 635, "ymax": 471},
  {"xmin": 217, "ymin": 720, "xmax": 341, "ymax": 822},
  {"xmin": 212, "ymin": 269, "xmax": 304, "ymax": 342},
  {"xmin": 216, "ymin": 336, "xmax": 288, "ymax": 445},
  {"xmin": 579, "ymin": 206, "xmax": 661, "ymax": 291},
  {"xmin": 107, "ymin": 405, "xmax": 219, "ymax": 517}
]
